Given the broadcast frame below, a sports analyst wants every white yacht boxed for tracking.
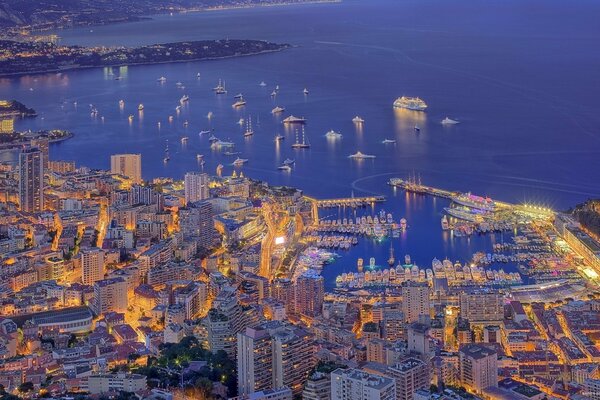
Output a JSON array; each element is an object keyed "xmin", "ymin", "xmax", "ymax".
[
  {"xmin": 271, "ymin": 106, "xmax": 285, "ymax": 114},
  {"xmin": 207, "ymin": 111, "xmax": 213, "ymax": 119},
  {"xmin": 138, "ymin": 104, "xmax": 144, "ymax": 111},
  {"xmin": 283, "ymin": 158, "xmax": 295, "ymax": 165},
  {"xmin": 259, "ymin": 81, "xmax": 267, "ymax": 87},
  {"xmin": 382, "ymin": 139, "xmax": 396, "ymax": 144},
  {"xmin": 118, "ymin": 99, "xmax": 125, "ymax": 108},
  {"xmin": 233, "ymin": 157, "xmax": 248, "ymax": 166},
  {"xmin": 303, "ymin": 88, "xmax": 309, "ymax": 95},
  {"xmin": 278, "ymin": 165, "xmax": 292, "ymax": 172},
  {"xmin": 441, "ymin": 117, "xmax": 460, "ymax": 125},
  {"xmin": 352, "ymin": 116, "xmax": 364, "ymax": 124},
  {"xmin": 180, "ymin": 95, "xmax": 189, "ymax": 103},
  {"xmin": 211, "ymin": 140, "xmax": 235, "ymax": 149},
  {"xmin": 348, "ymin": 151, "xmax": 376, "ymax": 159},
  {"xmin": 283, "ymin": 115, "xmax": 307, "ymax": 124},
  {"xmin": 199, "ymin": 130, "xmax": 211, "ymax": 135},
  {"xmin": 157, "ymin": 76, "xmax": 167, "ymax": 83},
  {"xmin": 325, "ymin": 130, "xmax": 342, "ymax": 139},
  {"xmin": 232, "ymin": 98, "xmax": 246, "ymax": 108}
]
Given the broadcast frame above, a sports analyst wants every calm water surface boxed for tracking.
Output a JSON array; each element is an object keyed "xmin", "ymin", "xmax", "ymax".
[{"xmin": 2, "ymin": 0, "xmax": 599, "ymax": 287}]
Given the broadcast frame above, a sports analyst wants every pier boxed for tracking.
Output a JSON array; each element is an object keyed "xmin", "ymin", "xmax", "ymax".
[{"xmin": 304, "ymin": 195, "xmax": 386, "ymax": 224}]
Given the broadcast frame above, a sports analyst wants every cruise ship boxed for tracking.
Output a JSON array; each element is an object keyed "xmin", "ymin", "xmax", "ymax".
[
  {"xmin": 348, "ymin": 151, "xmax": 376, "ymax": 159},
  {"xmin": 271, "ymin": 106, "xmax": 285, "ymax": 114},
  {"xmin": 444, "ymin": 207, "xmax": 483, "ymax": 223},
  {"xmin": 325, "ymin": 130, "xmax": 342, "ymax": 139},
  {"xmin": 451, "ymin": 193, "xmax": 496, "ymax": 212},
  {"xmin": 283, "ymin": 115, "xmax": 307, "ymax": 124},
  {"xmin": 393, "ymin": 96, "xmax": 428, "ymax": 111},
  {"xmin": 441, "ymin": 117, "xmax": 460, "ymax": 125}
]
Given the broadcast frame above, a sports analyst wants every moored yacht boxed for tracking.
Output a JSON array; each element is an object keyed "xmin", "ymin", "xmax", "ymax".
[
  {"xmin": 232, "ymin": 97, "xmax": 246, "ymax": 108},
  {"xmin": 271, "ymin": 106, "xmax": 285, "ymax": 114},
  {"xmin": 233, "ymin": 157, "xmax": 248, "ymax": 166},
  {"xmin": 352, "ymin": 116, "xmax": 364, "ymax": 124},
  {"xmin": 441, "ymin": 117, "xmax": 460, "ymax": 125},
  {"xmin": 283, "ymin": 115, "xmax": 307, "ymax": 124},
  {"xmin": 382, "ymin": 139, "xmax": 396, "ymax": 144},
  {"xmin": 325, "ymin": 130, "xmax": 342, "ymax": 139},
  {"xmin": 348, "ymin": 151, "xmax": 375, "ymax": 159}
]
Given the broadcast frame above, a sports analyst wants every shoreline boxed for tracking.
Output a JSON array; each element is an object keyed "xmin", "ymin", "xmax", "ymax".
[
  {"xmin": 3, "ymin": 0, "xmax": 341, "ymax": 37},
  {"xmin": 0, "ymin": 46, "xmax": 290, "ymax": 79},
  {"xmin": 181, "ymin": 0, "xmax": 342, "ymax": 14}
]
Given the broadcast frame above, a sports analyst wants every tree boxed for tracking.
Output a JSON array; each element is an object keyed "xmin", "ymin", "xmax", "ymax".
[{"xmin": 18, "ymin": 382, "xmax": 34, "ymax": 394}]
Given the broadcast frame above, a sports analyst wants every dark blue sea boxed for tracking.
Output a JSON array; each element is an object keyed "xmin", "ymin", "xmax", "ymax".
[{"xmin": 2, "ymin": 0, "xmax": 599, "ymax": 288}]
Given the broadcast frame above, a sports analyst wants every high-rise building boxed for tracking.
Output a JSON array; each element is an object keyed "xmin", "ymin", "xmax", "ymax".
[
  {"xmin": 459, "ymin": 291, "xmax": 504, "ymax": 324},
  {"xmin": 272, "ymin": 278, "xmax": 295, "ymax": 316},
  {"xmin": 407, "ymin": 322, "xmax": 431, "ymax": 361},
  {"xmin": 237, "ymin": 321, "xmax": 315, "ymax": 397},
  {"xmin": 330, "ymin": 368, "xmax": 395, "ymax": 400},
  {"xmin": 19, "ymin": 147, "xmax": 44, "ymax": 212},
  {"xmin": 459, "ymin": 344, "xmax": 498, "ymax": 394},
  {"xmin": 402, "ymin": 282, "xmax": 430, "ymax": 323},
  {"xmin": 93, "ymin": 277, "xmax": 128, "ymax": 315},
  {"xmin": 31, "ymin": 137, "xmax": 49, "ymax": 169},
  {"xmin": 584, "ymin": 379, "xmax": 600, "ymax": 400},
  {"xmin": 0, "ymin": 118, "xmax": 14, "ymax": 133},
  {"xmin": 81, "ymin": 249, "xmax": 105, "ymax": 285},
  {"xmin": 237, "ymin": 327, "xmax": 274, "ymax": 396},
  {"xmin": 387, "ymin": 358, "xmax": 430, "ymax": 400},
  {"xmin": 110, "ymin": 154, "xmax": 142, "ymax": 184},
  {"xmin": 295, "ymin": 270, "xmax": 324, "ymax": 318},
  {"xmin": 184, "ymin": 172, "xmax": 210, "ymax": 204},
  {"xmin": 231, "ymin": 387, "xmax": 293, "ymax": 400},
  {"xmin": 302, "ymin": 372, "xmax": 331, "ymax": 400},
  {"xmin": 179, "ymin": 200, "xmax": 216, "ymax": 250}
]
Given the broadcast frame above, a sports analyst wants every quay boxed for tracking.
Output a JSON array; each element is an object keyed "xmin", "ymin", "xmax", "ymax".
[
  {"xmin": 389, "ymin": 177, "xmax": 519, "ymax": 210},
  {"xmin": 304, "ymin": 195, "xmax": 386, "ymax": 224}
]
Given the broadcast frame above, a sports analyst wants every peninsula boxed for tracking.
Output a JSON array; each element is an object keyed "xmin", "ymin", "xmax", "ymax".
[
  {"xmin": 0, "ymin": 100, "xmax": 37, "ymax": 118},
  {"xmin": 0, "ymin": 39, "xmax": 290, "ymax": 76}
]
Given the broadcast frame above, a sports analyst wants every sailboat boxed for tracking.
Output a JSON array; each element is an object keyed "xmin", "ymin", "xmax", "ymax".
[
  {"xmin": 291, "ymin": 126, "xmax": 310, "ymax": 149},
  {"xmin": 163, "ymin": 141, "xmax": 170, "ymax": 163},
  {"xmin": 213, "ymin": 79, "xmax": 227, "ymax": 94},
  {"xmin": 244, "ymin": 117, "xmax": 254, "ymax": 137}
]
